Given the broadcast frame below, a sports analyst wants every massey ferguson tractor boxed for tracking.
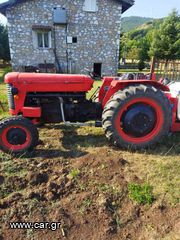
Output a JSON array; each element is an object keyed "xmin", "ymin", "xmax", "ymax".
[{"xmin": 0, "ymin": 71, "xmax": 180, "ymax": 155}]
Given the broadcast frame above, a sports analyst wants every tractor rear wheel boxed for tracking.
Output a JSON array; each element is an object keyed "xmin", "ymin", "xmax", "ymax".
[
  {"xmin": 0, "ymin": 116, "xmax": 39, "ymax": 156},
  {"xmin": 102, "ymin": 84, "xmax": 172, "ymax": 150}
]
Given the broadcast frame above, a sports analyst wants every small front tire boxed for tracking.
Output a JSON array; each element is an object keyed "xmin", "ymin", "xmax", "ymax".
[{"xmin": 0, "ymin": 116, "xmax": 39, "ymax": 156}]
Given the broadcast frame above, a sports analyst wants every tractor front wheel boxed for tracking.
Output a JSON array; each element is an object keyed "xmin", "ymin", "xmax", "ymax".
[
  {"xmin": 102, "ymin": 84, "xmax": 172, "ymax": 150},
  {"xmin": 0, "ymin": 116, "xmax": 39, "ymax": 155}
]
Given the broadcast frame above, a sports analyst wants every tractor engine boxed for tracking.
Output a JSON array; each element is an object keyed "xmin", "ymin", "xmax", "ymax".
[
  {"xmin": 5, "ymin": 72, "xmax": 102, "ymax": 124},
  {"xmin": 24, "ymin": 92, "xmax": 102, "ymax": 123}
]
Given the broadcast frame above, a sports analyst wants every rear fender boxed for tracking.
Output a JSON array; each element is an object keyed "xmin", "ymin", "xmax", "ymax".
[{"xmin": 102, "ymin": 80, "xmax": 170, "ymax": 108}]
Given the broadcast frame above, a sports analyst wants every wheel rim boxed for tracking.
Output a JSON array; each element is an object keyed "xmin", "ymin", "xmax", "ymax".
[
  {"xmin": 114, "ymin": 97, "xmax": 164, "ymax": 144},
  {"xmin": 1, "ymin": 125, "xmax": 31, "ymax": 151},
  {"xmin": 122, "ymin": 103, "xmax": 156, "ymax": 137}
]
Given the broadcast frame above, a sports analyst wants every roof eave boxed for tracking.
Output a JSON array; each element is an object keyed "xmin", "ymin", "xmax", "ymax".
[
  {"xmin": 0, "ymin": 0, "xmax": 21, "ymax": 15},
  {"xmin": 121, "ymin": 0, "xmax": 134, "ymax": 13},
  {"xmin": 0, "ymin": 0, "xmax": 134, "ymax": 15},
  {"xmin": 0, "ymin": 4, "xmax": 8, "ymax": 15}
]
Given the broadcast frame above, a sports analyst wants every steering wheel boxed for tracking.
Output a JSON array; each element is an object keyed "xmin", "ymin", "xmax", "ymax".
[{"xmin": 84, "ymin": 68, "xmax": 96, "ymax": 79}]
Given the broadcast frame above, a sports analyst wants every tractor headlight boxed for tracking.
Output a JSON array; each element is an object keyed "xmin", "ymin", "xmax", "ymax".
[{"xmin": 11, "ymin": 87, "xmax": 19, "ymax": 96}]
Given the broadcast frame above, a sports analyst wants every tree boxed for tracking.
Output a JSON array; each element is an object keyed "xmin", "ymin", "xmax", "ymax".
[
  {"xmin": 138, "ymin": 35, "xmax": 151, "ymax": 62},
  {"xmin": 0, "ymin": 24, "xmax": 10, "ymax": 61},
  {"xmin": 149, "ymin": 10, "xmax": 180, "ymax": 61},
  {"xmin": 120, "ymin": 25, "xmax": 153, "ymax": 64},
  {"xmin": 120, "ymin": 33, "xmax": 140, "ymax": 63},
  {"xmin": 126, "ymin": 45, "xmax": 139, "ymax": 63}
]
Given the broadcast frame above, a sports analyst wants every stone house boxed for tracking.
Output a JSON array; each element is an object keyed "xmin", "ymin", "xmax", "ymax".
[{"xmin": 0, "ymin": 0, "xmax": 134, "ymax": 76}]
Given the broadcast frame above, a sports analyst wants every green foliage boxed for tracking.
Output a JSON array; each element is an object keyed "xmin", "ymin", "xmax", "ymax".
[
  {"xmin": 2, "ymin": 66, "xmax": 12, "ymax": 80},
  {"xmin": 68, "ymin": 169, "xmax": 80, "ymax": 180},
  {"xmin": 0, "ymin": 81, "xmax": 9, "ymax": 119},
  {"xmin": 138, "ymin": 60, "xmax": 145, "ymax": 71},
  {"xmin": 150, "ymin": 10, "xmax": 180, "ymax": 61},
  {"xmin": 138, "ymin": 36, "xmax": 151, "ymax": 62},
  {"xmin": 121, "ymin": 17, "xmax": 153, "ymax": 32},
  {"xmin": 128, "ymin": 183, "xmax": 154, "ymax": 205},
  {"xmin": 120, "ymin": 11, "xmax": 180, "ymax": 63},
  {"xmin": 120, "ymin": 19, "xmax": 155, "ymax": 63},
  {"xmin": 0, "ymin": 24, "xmax": 10, "ymax": 61}
]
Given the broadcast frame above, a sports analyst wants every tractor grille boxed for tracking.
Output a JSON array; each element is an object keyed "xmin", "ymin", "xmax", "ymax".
[{"xmin": 6, "ymin": 84, "xmax": 15, "ymax": 110}]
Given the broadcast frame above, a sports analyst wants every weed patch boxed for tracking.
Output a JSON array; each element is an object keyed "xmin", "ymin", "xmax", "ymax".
[
  {"xmin": 68, "ymin": 169, "xmax": 80, "ymax": 180},
  {"xmin": 128, "ymin": 183, "xmax": 154, "ymax": 205}
]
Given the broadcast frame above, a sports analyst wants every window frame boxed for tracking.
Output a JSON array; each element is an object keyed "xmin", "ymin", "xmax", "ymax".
[{"xmin": 34, "ymin": 30, "xmax": 52, "ymax": 49}]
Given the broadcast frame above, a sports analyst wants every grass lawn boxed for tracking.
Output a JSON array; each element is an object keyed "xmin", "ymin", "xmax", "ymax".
[
  {"xmin": 118, "ymin": 69, "xmax": 150, "ymax": 73},
  {"xmin": 0, "ymin": 68, "xmax": 4, "ymax": 81},
  {"xmin": 87, "ymin": 80, "xmax": 102, "ymax": 99},
  {"xmin": 0, "ymin": 69, "xmax": 9, "ymax": 119}
]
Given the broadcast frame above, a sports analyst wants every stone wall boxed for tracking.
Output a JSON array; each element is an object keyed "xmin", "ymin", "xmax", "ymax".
[{"xmin": 6, "ymin": 0, "xmax": 122, "ymax": 75}]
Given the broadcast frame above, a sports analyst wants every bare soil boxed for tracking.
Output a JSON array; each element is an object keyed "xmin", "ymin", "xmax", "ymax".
[{"xmin": 0, "ymin": 125, "xmax": 180, "ymax": 240}]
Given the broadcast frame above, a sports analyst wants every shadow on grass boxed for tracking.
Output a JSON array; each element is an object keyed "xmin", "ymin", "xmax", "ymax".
[
  {"xmin": 32, "ymin": 124, "xmax": 107, "ymax": 159},
  {"xmin": 42, "ymin": 124, "xmax": 107, "ymax": 148},
  {"xmin": 34, "ymin": 148, "xmax": 88, "ymax": 159},
  {"xmin": 60, "ymin": 126, "xmax": 107, "ymax": 150},
  {"xmin": 23, "ymin": 124, "xmax": 180, "ymax": 159},
  {"xmin": 145, "ymin": 133, "xmax": 180, "ymax": 156}
]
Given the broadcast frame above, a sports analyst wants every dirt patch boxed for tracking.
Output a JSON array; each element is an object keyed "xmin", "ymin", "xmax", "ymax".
[
  {"xmin": 27, "ymin": 171, "xmax": 49, "ymax": 186},
  {"xmin": 0, "ymin": 127, "xmax": 179, "ymax": 240}
]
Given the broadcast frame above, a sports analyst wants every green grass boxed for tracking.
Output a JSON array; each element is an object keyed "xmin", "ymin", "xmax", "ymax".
[
  {"xmin": 87, "ymin": 80, "xmax": 102, "ymax": 99},
  {"xmin": 0, "ymin": 83, "xmax": 9, "ymax": 119},
  {"xmin": 0, "ymin": 68, "xmax": 10, "ymax": 119},
  {"xmin": 0, "ymin": 68, "xmax": 4, "ymax": 82},
  {"xmin": 122, "ymin": 137, "xmax": 180, "ymax": 205},
  {"xmin": 128, "ymin": 183, "xmax": 154, "ymax": 205},
  {"xmin": 68, "ymin": 169, "xmax": 80, "ymax": 180},
  {"xmin": 118, "ymin": 69, "xmax": 150, "ymax": 73}
]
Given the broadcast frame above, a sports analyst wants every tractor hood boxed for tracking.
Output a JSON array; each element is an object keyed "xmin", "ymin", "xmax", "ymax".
[{"xmin": 4, "ymin": 72, "xmax": 94, "ymax": 92}]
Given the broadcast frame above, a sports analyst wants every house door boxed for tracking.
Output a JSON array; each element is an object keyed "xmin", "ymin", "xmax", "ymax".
[{"xmin": 93, "ymin": 63, "xmax": 102, "ymax": 77}]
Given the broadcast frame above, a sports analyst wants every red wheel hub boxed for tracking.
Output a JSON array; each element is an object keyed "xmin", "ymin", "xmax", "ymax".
[
  {"xmin": 1, "ymin": 125, "xmax": 31, "ymax": 151},
  {"xmin": 114, "ymin": 97, "xmax": 164, "ymax": 144}
]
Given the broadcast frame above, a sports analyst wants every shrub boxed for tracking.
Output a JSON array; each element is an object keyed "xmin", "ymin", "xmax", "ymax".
[
  {"xmin": 0, "ymin": 67, "xmax": 12, "ymax": 82},
  {"xmin": 2, "ymin": 66, "xmax": 12, "ymax": 81}
]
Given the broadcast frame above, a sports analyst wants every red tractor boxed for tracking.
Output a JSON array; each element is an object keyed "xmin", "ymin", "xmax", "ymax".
[{"xmin": 0, "ymin": 71, "xmax": 180, "ymax": 155}]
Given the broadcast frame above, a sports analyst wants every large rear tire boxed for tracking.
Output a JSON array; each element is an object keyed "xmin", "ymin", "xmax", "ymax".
[
  {"xmin": 102, "ymin": 84, "xmax": 172, "ymax": 150},
  {"xmin": 0, "ymin": 116, "xmax": 39, "ymax": 156}
]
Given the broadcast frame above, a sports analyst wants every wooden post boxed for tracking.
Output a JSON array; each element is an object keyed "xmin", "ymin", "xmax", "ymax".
[{"xmin": 150, "ymin": 56, "xmax": 156, "ymax": 80}]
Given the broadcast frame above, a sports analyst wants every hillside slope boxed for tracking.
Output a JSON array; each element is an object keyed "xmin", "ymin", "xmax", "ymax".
[{"xmin": 121, "ymin": 16, "xmax": 154, "ymax": 32}]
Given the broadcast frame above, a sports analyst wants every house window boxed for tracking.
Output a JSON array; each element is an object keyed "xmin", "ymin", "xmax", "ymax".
[
  {"xmin": 83, "ymin": 0, "xmax": 98, "ymax": 12},
  {"xmin": 72, "ymin": 37, "xmax": 77, "ymax": 43},
  {"xmin": 36, "ymin": 31, "xmax": 51, "ymax": 48}
]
